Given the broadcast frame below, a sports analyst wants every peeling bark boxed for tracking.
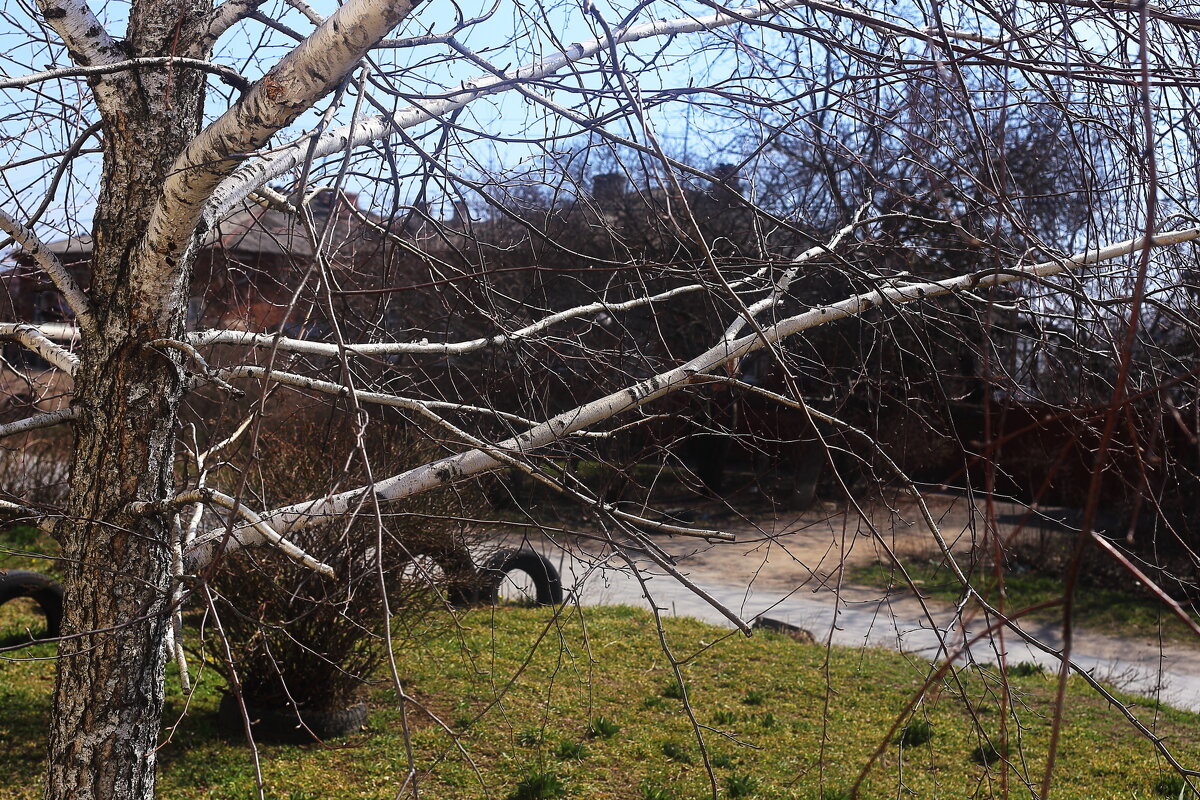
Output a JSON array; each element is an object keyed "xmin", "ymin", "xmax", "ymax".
[
  {"xmin": 35, "ymin": 1, "xmax": 427, "ymax": 796},
  {"xmin": 43, "ymin": 1, "xmax": 212, "ymax": 797}
]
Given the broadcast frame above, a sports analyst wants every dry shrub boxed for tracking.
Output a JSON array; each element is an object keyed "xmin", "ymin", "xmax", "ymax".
[
  {"xmin": 0, "ymin": 432, "xmax": 72, "ymax": 508},
  {"xmin": 204, "ymin": 407, "xmax": 484, "ymax": 712}
]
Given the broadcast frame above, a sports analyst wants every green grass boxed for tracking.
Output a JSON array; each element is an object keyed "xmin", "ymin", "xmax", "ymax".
[
  {"xmin": 640, "ymin": 783, "xmax": 673, "ymax": 800},
  {"xmin": 848, "ymin": 558, "xmax": 1200, "ymax": 643},
  {"xmin": 553, "ymin": 739, "xmax": 587, "ymax": 761},
  {"xmin": 1010, "ymin": 661, "xmax": 1046, "ymax": 678},
  {"xmin": 507, "ymin": 769, "xmax": 566, "ymax": 800},
  {"xmin": 660, "ymin": 679, "xmax": 684, "ymax": 700},
  {"xmin": 586, "ymin": 715, "xmax": 620, "ymax": 739},
  {"xmin": 970, "ymin": 741, "xmax": 1004, "ymax": 766},
  {"xmin": 0, "ymin": 525, "xmax": 61, "ymax": 646},
  {"xmin": 1155, "ymin": 772, "xmax": 1200, "ymax": 798},
  {"xmin": 725, "ymin": 773, "xmax": 760, "ymax": 797},
  {"xmin": 3, "ymin": 605, "xmax": 1200, "ymax": 798},
  {"xmin": 661, "ymin": 740, "xmax": 693, "ymax": 764},
  {"xmin": 0, "ymin": 524, "xmax": 59, "ymax": 575}
]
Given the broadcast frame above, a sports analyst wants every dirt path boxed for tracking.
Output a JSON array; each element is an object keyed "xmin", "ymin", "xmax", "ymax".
[{"xmin": 494, "ymin": 491, "xmax": 1200, "ymax": 711}]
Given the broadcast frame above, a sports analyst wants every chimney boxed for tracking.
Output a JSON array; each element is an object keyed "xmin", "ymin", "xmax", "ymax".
[
  {"xmin": 710, "ymin": 163, "xmax": 743, "ymax": 209},
  {"xmin": 592, "ymin": 173, "xmax": 627, "ymax": 203},
  {"xmin": 712, "ymin": 163, "xmax": 741, "ymax": 190}
]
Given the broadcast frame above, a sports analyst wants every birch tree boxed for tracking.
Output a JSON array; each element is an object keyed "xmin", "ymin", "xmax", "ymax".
[{"xmin": 4, "ymin": 0, "xmax": 1200, "ymax": 798}]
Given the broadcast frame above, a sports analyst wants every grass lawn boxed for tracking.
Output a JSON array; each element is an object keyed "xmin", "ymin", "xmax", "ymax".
[
  {"xmin": 847, "ymin": 557, "xmax": 1200, "ymax": 645},
  {"xmin": 4, "ymin": 592, "xmax": 1200, "ymax": 799}
]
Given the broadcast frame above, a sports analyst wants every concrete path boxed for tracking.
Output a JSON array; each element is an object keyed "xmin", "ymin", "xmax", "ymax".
[{"xmin": 491, "ymin": 492, "xmax": 1200, "ymax": 711}]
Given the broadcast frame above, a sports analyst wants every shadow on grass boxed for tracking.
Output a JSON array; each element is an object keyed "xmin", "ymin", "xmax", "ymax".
[
  {"xmin": 155, "ymin": 687, "xmax": 294, "ymax": 795},
  {"xmin": 0, "ymin": 629, "xmax": 52, "ymax": 649},
  {"xmin": 0, "ymin": 672, "xmax": 52, "ymax": 793}
]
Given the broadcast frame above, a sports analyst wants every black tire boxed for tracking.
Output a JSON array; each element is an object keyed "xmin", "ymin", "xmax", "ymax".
[
  {"xmin": 480, "ymin": 548, "xmax": 564, "ymax": 606},
  {"xmin": 0, "ymin": 569, "xmax": 63, "ymax": 638},
  {"xmin": 389, "ymin": 540, "xmax": 486, "ymax": 606},
  {"xmin": 218, "ymin": 694, "xmax": 368, "ymax": 743}
]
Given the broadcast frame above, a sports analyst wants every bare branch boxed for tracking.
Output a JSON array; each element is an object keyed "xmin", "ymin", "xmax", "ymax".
[
  {"xmin": 189, "ymin": 279, "xmax": 744, "ymax": 357},
  {"xmin": 200, "ymin": 0, "xmax": 1080, "ymax": 220},
  {"xmin": 0, "ymin": 211, "xmax": 94, "ymax": 333},
  {"xmin": 140, "ymin": 0, "xmax": 420, "ymax": 275},
  {"xmin": 197, "ymin": 0, "xmax": 270, "ymax": 54},
  {"xmin": 0, "ymin": 498, "xmax": 44, "ymax": 519},
  {"xmin": 0, "ymin": 58, "xmax": 252, "ymax": 92},
  {"xmin": 202, "ymin": 0, "xmax": 817, "ymax": 221},
  {"xmin": 217, "ymin": 364, "xmax": 604, "ymax": 433},
  {"xmin": 246, "ymin": 228, "xmax": 1200, "ymax": 535},
  {"xmin": 34, "ymin": 0, "xmax": 122, "ymax": 69},
  {"xmin": 721, "ymin": 207, "xmax": 866, "ymax": 342},
  {"xmin": 0, "ymin": 408, "xmax": 80, "ymax": 439},
  {"xmin": 0, "ymin": 323, "xmax": 80, "ymax": 375},
  {"xmin": 132, "ymin": 489, "xmax": 335, "ymax": 577}
]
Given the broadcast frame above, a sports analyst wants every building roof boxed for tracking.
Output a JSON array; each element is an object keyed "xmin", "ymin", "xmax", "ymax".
[{"xmin": 34, "ymin": 193, "xmax": 370, "ymax": 263}]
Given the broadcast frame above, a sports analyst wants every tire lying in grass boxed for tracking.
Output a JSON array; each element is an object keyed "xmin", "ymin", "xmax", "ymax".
[
  {"xmin": 480, "ymin": 548, "xmax": 564, "ymax": 606},
  {"xmin": 217, "ymin": 694, "xmax": 368, "ymax": 743},
  {"xmin": 413, "ymin": 542, "xmax": 490, "ymax": 607},
  {"xmin": 751, "ymin": 615, "xmax": 815, "ymax": 644},
  {"xmin": 0, "ymin": 569, "xmax": 63, "ymax": 638}
]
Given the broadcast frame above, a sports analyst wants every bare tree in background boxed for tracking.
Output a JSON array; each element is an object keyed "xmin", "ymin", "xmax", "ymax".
[{"xmin": 4, "ymin": 0, "xmax": 1200, "ymax": 797}]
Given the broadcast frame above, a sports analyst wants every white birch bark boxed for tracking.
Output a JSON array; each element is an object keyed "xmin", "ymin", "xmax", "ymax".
[{"xmin": 139, "ymin": 0, "xmax": 420, "ymax": 280}]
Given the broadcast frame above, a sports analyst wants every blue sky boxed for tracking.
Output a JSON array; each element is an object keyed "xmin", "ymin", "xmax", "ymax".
[{"xmin": 0, "ymin": 0, "xmax": 783, "ymax": 243}]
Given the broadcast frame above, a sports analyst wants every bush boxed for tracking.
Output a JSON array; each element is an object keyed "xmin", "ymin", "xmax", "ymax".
[
  {"xmin": 586, "ymin": 716, "xmax": 620, "ymax": 738},
  {"xmin": 897, "ymin": 718, "xmax": 934, "ymax": 747},
  {"xmin": 204, "ymin": 413, "xmax": 484, "ymax": 715},
  {"xmin": 507, "ymin": 769, "xmax": 566, "ymax": 800},
  {"xmin": 0, "ymin": 431, "xmax": 71, "ymax": 507}
]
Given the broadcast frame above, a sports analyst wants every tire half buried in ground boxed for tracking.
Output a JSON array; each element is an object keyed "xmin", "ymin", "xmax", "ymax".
[
  {"xmin": 0, "ymin": 569, "xmax": 63, "ymax": 638},
  {"xmin": 480, "ymin": 548, "xmax": 564, "ymax": 606},
  {"xmin": 218, "ymin": 694, "xmax": 368, "ymax": 743}
]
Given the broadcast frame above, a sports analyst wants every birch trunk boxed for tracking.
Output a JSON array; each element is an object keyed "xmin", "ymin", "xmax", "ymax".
[{"xmin": 45, "ymin": 3, "xmax": 211, "ymax": 796}]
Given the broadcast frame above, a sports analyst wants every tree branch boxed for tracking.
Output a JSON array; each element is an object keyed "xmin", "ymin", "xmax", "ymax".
[
  {"xmin": 0, "ymin": 58, "xmax": 252, "ymax": 92},
  {"xmin": 201, "ymin": 0, "xmax": 815, "ymax": 223},
  {"xmin": 217, "ymin": 364, "xmax": 604, "ymax": 433},
  {"xmin": 132, "ymin": 488, "xmax": 335, "ymax": 577},
  {"xmin": 0, "ymin": 211, "xmax": 95, "ymax": 334},
  {"xmin": 237, "ymin": 227, "xmax": 1200, "ymax": 537},
  {"xmin": 188, "ymin": 279, "xmax": 743, "ymax": 357},
  {"xmin": 196, "ymin": 0, "xmax": 270, "ymax": 56},
  {"xmin": 0, "ymin": 408, "xmax": 80, "ymax": 439},
  {"xmin": 0, "ymin": 324, "xmax": 81, "ymax": 375},
  {"xmin": 200, "ymin": 0, "xmax": 1071, "ymax": 222},
  {"xmin": 34, "ymin": 0, "xmax": 122, "ymax": 69},
  {"xmin": 139, "ymin": 0, "xmax": 420, "ymax": 278}
]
